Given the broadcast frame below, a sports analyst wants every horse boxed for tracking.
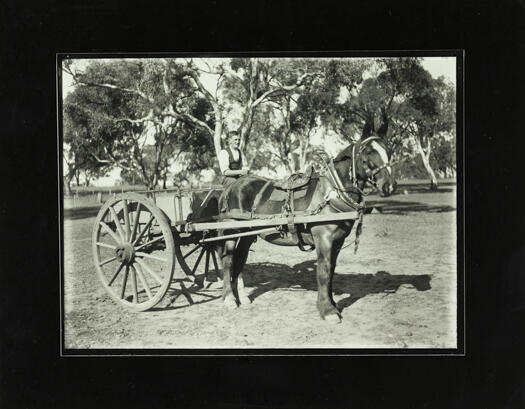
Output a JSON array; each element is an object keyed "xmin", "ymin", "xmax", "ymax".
[{"xmin": 215, "ymin": 136, "xmax": 396, "ymax": 323}]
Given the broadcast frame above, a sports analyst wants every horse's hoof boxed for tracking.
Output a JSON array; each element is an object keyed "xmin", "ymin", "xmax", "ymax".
[
  {"xmin": 223, "ymin": 296, "xmax": 238, "ymax": 309},
  {"xmin": 239, "ymin": 296, "xmax": 251, "ymax": 306},
  {"xmin": 324, "ymin": 313, "xmax": 342, "ymax": 324}
]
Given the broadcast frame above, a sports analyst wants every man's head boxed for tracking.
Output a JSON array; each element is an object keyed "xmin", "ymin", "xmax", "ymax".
[{"xmin": 228, "ymin": 131, "xmax": 241, "ymax": 150}]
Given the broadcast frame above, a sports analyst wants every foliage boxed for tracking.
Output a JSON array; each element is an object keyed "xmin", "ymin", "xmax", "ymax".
[
  {"xmin": 63, "ymin": 59, "xmax": 215, "ymax": 189},
  {"xmin": 63, "ymin": 57, "xmax": 456, "ymax": 185},
  {"xmin": 430, "ymin": 133, "xmax": 456, "ymax": 174}
]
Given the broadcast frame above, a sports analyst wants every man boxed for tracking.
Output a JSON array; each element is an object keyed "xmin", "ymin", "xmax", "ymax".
[{"xmin": 218, "ymin": 130, "xmax": 249, "ymax": 187}]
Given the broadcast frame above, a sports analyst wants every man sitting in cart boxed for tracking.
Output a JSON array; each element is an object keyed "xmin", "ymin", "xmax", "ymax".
[{"xmin": 218, "ymin": 130, "xmax": 249, "ymax": 187}]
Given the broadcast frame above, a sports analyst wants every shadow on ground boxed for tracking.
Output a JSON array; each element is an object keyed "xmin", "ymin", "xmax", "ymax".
[
  {"xmin": 245, "ymin": 260, "xmax": 432, "ymax": 312},
  {"xmin": 149, "ymin": 261, "xmax": 431, "ymax": 313},
  {"xmin": 395, "ymin": 181, "xmax": 456, "ymax": 194},
  {"xmin": 367, "ymin": 200, "xmax": 456, "ymax": 215},
  {"xmin": 63, "ymin": 205, "xmax": 101, "ymax": 220}
]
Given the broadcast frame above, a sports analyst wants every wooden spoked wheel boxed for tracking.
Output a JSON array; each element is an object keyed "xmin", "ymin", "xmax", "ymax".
[
  {"xmin": 173, "ymin": 231, "xmax": 223, "ymax": 289},
  {"xmin": 92, "ymin": 193, "xmax": 175, "ymax": 311}
]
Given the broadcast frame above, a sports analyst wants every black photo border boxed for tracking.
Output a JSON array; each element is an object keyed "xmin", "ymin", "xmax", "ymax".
[{"xmin": 57, "ymin": 50, "xmax": 465, "ymax": 357}]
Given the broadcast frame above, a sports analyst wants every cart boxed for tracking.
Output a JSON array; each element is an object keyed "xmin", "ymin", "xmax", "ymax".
[{"xmin": 92, "ymin": 186, "xmax": 361, "ymax": 311}]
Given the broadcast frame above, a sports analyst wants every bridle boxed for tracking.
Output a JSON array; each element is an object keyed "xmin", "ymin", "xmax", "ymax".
[
  {"xmin": 325, "ymin": 136, "xmax": 392, "ymax": 193},
  {"xmin": 312, "ymin": 136, "xmax": 394, "ymax": 214},
  {"xmin": 350, "ymin": 136, "xmax": 392, "ymax": 192}
]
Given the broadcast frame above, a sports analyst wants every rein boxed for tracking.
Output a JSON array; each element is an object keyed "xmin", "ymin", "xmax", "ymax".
[
  {"xmin": 316, "ymin": 136, "xmax": 390, "ymax": 208},
  {"xmin": 351, "ymin": 136, "xmax": 390, "ymax": 187}
]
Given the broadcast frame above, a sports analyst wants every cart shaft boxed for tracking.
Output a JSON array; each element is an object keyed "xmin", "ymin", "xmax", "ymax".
[{"xmin": 186, "ymin": 211, "xmax": 359, "ymax": 232}]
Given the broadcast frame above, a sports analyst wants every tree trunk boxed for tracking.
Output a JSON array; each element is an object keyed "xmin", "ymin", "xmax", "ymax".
[
  {"xmin": 281, "ymin": 155, "xmax": 294, "ymax": 174},
  {"xmin": 212, "ymin": 108, "xmax": 223, "ymax": 158},
  {"xmin": 412, "ymin": 136, "xmax": 438, "ymax": 190},
  {"xmin": 298, "ymin": 134, "xmax": 311, "ymax": 171},
  {"xmin": 65, "ymin": 164, "xmax": 75, "ymax": 195},
  {"xmin": 65, "ymin": 177, "xmax": 73, "ymax": 196},
  {"xmin": 150, "ymin": 172, "xmax": 159, "ymax": 191}
]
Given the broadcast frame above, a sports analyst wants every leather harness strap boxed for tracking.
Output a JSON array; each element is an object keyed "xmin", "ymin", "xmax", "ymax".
[
  {"xmin": 251, "ymin": 180, "xmax": 273, "ymax": 216},
  {"xmin": 219, "ymin": 138, "xmax": 385, "ymax": 253},
  {"xmin": 325, "ymin": 162, "xmax": 365, "ymax": 211}
]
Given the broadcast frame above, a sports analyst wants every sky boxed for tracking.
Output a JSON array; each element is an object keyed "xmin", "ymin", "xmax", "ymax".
[{"xmin": 421, "ymin": 57, "xmax": 456, "ymax": 84}]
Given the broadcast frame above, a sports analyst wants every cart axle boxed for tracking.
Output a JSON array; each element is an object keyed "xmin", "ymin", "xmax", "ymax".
[{"xmin": 115, "ymin": 243, "xmax": 135, "ymax": 265}]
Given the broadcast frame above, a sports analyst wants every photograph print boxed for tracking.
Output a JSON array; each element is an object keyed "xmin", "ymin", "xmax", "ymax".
[{"xmin": 60, "ymin": 54, "xmax": 460, "ymax": 351}]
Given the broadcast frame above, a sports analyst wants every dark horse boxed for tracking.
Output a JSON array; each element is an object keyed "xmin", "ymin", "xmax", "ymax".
[{"xmin": 216, "ymin": 137, "xmax": 396, "ymax": 323}]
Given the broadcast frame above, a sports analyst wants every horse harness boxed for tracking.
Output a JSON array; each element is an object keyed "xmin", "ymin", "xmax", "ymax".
[
  {"xmin": 220, "ymin": 137, "xmax": 388, "ymax": 253},
  {"xmin": 301, "ymin": 136, "xmax": 390, "ymax": 252},
  {"xmin": 267, "ymin": 137, "xmax": 385, "ymax": 252}
]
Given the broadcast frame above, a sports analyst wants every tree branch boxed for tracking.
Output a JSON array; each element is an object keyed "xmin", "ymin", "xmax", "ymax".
[
  {"xmin": 70, "ymin": 72, "xmax": 154, "ymax": 103},
  {"xmin": 252, "ymin": 72, "xmax": 318, "ymax": 108},
  {"xmin": 165, "ymin": 105, "xmax": 214, "ymax": 136},
  {"xmin": 179, "ymin": 67, "xmax": 218, "ymax": 106}
]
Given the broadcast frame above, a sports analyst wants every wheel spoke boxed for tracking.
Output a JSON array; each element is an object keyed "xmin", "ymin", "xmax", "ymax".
[
  {"xmin": 191, "ymin": 247, "xmax": 206, "ymax": 276},
  {"xmin": 182, "ymin": 245, "xmax": 200, "ymax": 259},
  {"xmin": 108, "ymin": 262, "xmax": 125, "ymax": 286},
  {"xmin": 109, "ymin": 206, "xmax": 126, "ymax": 242},
  {"xmin": 135, "ymin": 258, "xmax": 163, "ymax": 285},
  {"xmin": 120, "ymin": 266, "xmax": 129, "ymax": 299},
  {"xmin": 96, "ymin": 242, "xmax": 117, "ymax": 250},
  {"xmin": 134, "ymin": 236, "xmax": 164, "ymax": 252},
  {"xmin": 130, "ymin": 265, "xmax": 139, "ymax": 303},
  {"xmin": 99, "ymin": 256, "xmax": 117, "ymax": 266},
  {"xmin": 211, "ymin": 248, "xmax": 220, "ymax": 273},
  {"xmin": 123, "ymin": 199, "xmax": 131, "ymax": 241},
  {"xmin": 130, "ymin": 203, "xmax": 142, "ymax": 243},
  {"xmin": 100, "ymin": 222, "xmax": 121, "ymax": 245},
  {"xmin": 134, "ymin": 262, "xmax": 153, "ymax": 299},
  {"xmin": 204, "ymin": 249, "xmax": 210, "ymax": 277},
  {"xmin": 136, "ymin": 251, "xmax": 168, "ymax": 263},
  {"xmin": 133, "ymin": 214, "xmax": 155, "ymax": 246}
]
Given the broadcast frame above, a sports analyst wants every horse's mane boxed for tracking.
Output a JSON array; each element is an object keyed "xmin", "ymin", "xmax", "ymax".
[{"xmin": 333, "ymin": 143, "xmax": 354, "ymax": 162}]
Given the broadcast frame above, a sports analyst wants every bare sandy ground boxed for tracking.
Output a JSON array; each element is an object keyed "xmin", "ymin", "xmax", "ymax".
[{"xmin": 63, "ymin": 183, "xmax": 457, "ymax": 350}]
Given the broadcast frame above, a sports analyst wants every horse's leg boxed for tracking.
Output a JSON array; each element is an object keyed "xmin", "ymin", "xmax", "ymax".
[
  {"xmin": 220, "ymin": 238, "xmax": 238, "ymax": 309},
  {"xmin": 312, "ymin": 226, "xmax": 342, "ymax": 323},
  {"xmin": 330, "ymin": 235, "xmax": 347, "ymax": 311},
  {"xmin": 231, "ymin": 236, "xmax": 255, "ymax": 305},
  {"xmin": 212, "ymin": 242, "xmax": 224, "ymax": 287}
]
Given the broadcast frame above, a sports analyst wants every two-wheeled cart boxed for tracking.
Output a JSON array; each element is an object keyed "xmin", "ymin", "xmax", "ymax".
[{"xmin": 92, "ymin": 186, "xmax": 360, "ymax": 311}]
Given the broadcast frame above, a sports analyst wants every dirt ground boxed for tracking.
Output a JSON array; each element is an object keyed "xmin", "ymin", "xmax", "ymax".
[{"xmin": 63, "ymin": 181, "xmax": 458, "ymax": 350}]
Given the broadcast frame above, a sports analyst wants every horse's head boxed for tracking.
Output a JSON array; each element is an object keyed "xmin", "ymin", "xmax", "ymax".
[
  {"xmin": 334, "ymin": 137, "xmax": 397, "ymax": 197},
  {"xmin": 359, "ymin": 138, "xmax": 397, "ymax": 196}
]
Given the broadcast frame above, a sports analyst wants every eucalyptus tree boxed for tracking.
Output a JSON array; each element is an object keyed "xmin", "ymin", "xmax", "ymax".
[
  {"xmin": 396, "ymin": 76, "xmax": 456, "ymax": 188},
  {"xmin": 63, "ymin": 59, "xmax": 215, "ymax": 189},
  {"xmin": 247, "ymin": 58, "xmax": 369, "ymax": 173},
  {"xmin": 321, "ymin": 57, "xmax": 456, "ymax": 187}
]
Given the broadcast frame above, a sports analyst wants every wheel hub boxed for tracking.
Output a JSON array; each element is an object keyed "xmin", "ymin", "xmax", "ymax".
[{"xmin": 115, "ymin": 243, "xmax": 135, "ymax": 265}]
